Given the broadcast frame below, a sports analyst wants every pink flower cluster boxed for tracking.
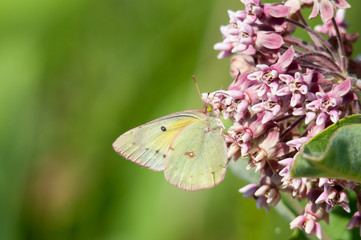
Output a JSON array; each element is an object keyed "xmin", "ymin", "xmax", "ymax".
[{"xmin": 207, "ymin": 0, "xmax": 361, "ymax": 239}]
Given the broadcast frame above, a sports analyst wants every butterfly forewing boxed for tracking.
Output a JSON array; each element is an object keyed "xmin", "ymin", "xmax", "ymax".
[
  {"xmin": 113, "ymin": 111, "xmax": 206, "ymax": 171},
  {"xmin": 164, "ymin": 117, "xmax": 228, "ymax": 190}
]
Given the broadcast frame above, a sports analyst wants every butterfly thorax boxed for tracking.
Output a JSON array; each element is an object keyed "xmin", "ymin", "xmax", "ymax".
[{"xmin": 207, "ymin": 115, "xmax": 224, "ymax": 133}]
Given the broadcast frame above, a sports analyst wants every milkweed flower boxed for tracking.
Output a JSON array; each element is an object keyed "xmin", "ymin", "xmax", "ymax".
[
  {"xmin": 309, "ymin": 0, "xmax": 350, "ymax": 23},
  {"xmin": 208, "ymin": 0, "xmax": 360, "ymax": 238}
]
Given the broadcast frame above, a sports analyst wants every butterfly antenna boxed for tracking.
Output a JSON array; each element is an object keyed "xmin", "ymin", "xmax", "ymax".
[{"xmin": 193, "ymin": 75, "xmax": 204, "ymax": 103}]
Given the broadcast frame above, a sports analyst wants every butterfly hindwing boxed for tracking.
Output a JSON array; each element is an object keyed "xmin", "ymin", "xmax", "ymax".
[
  {"xmin": 164, "ymin": 117, "xmax": 228, "ymax": 190},
  {"xmin": 113, "ymin": 111, "xmax": 206, "ymax": 171}
]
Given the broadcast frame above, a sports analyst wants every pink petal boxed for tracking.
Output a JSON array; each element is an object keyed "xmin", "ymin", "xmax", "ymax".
[
  {"xmin": 241, "ymin": 142, "xmax": 250, "ymax": 156},
  {"xmin": 227, "ymin": 10, "xmax": 238, "ymax": 23},
  {"xmin": 237, "ymin": 20, "xmax": 254, "ymax": 35},
  {"xmin": 316, "ymin": 112, "xmax": 328, "ymax": 125},
  {"xmin": 316, "ymin": 191, "xmax": 329, "ymax": 204},
  {"xmin": 306, "ymin": 99, "xmax": 320, "ymax": 111},
  {"xmin": 328, "ymin": 97, "xmax": 337, "ymax": 107},
  {"xmin": 251, "ymin": 5, "xmax": 262, "ymax": 17},
  {"xmin": 258, "ymin": 84, "xmax": 269, "ymax": 97},
  {"xmin": 287, "ymin": 137, "xmax": 309, "ymax": 149},
  {"xmin": 257, "ymin": 64, "xmax": 270, "ymax": 72},
  {"xmin": 237, "ymin": 99, "xmax": 249, "ymax": 113},
  {"xmin": 241, "ymin": 131, "xmax": 252, "ymax": 143},
  {"xmin": 245, "ymin": 14, "xmax": 258, "ymax": 24},
  {"xmin": 255, "ymin": 31, "xmax": 284, "ymax": 50},
  {"xmin": 260, "ymin": 128, "xmax": 280, "ymax": 149},
  {"xmin": 227, "ymin": 90, "xmax": 245, "ymax": 99},
  {"xmin": 309, "ymin": 1, "xmax": 320, "ymax": 20},
  {"xmin": 293, "ymin": 178, "xmax": 302, "ymax": 189},
  {"xmin": 320, "ymin": 0, "xmax": 334, "ymax": 23},
  {"xmin": 279, "ymin": 157, "xmax": 294, "ymax": 167},
  {"xmin": 291, "ymin": 93, "xmax": 301, "ymax": 107},
  {"xmin": 270, "ymin": 70, "xmax": 279, "ymax": 79},
  {"xmin": 252, "ymin": 102, "xmax": 264, "ymax": 112},
  {"xmin": 285, "ymin": 0, "xmax": 301, "ymax": 14},
  {"xmin": 217, "ymin": 51, "xmax": 232, "ymax": 59},
  {"xmin": 239, "ymin": 183, "xmax": 258, "ymax": 197},
  {"xmin": 247, "ymin": 71, "xmax": 263, "ymax": 81},
  {"xmin": 232, "ymin": 43, "xmax": 248, "ymax": 53},
  {"xmin": 318, "ymin": 178, "xmax": 329, "ymax": 187},
  {"xmin": 305, "ymin": 219, "xmax": 315, "ymax": 234},
  {"xmin": 339, "ymin": 191, "xmax": 349, "ymax": 203},
  {"xmin": 315, "ymin": 24, "xmax": 329, "ymax": 34},
  {"xmin": 334, "ymin": 0, "xmax": 350, "ymax": 9},
  {"xmin": 314, "ymin": 222, "xmax": 322, "ymax": 240},
  {"xmin": 299, "ymin": 85, "xmax": 308, "ymax": 94},
  {"xmin": 276, "ymin": 86, "xmax": 291, "ymax": 96},
  {"xmin": 262, "ymin": 111, "xmax": 274, "ymax": 124},
  {"xmin": 269, "ymin": 82, "xmax": 279, "ymax": 95},
  {"xmin": 346, "ymin": 212, "xmax": 361, "ymax": 229},
  {"xmin": 242, "ymin": 0, "xmax": 261, "ymax": 6},
  {"xmin": 326, "ymin": 203, "xmax": 333, "ymax": 212},
  {"xmin": 293, "ymin": 107, "xmax": 305, "ymax": 116},
  {"xmin": 335, "ymin": 9, "xmax": 346, "ymax": 24},
  {"xmin": 256, "ymin": 196, "xmax": 269, "ymax": 211},
  {"xmin": 294, "ymin": 72, "xmax": 303, "ymax": 81},
  {"xmin": 341, "ymin": 202, "xmax": 351, "ymax": 213},
  {"xmin": 254, "ymin": 185, "xmax": 269, "ymax": 197},
  {"xmin": 242, "ymin": 45, "xmax": 256, "ymax": 55},
  {"xmin": 279, "ymin": 167, "xmax": 289, "ymax": 177},
  {"xmin": 240, "ymin": 37, "xmax": 254, "ymax": 45},
  {"xmin": 329, "ymin": 109, "xmax": 339, "ymax": 123},
  {"xmin": 332, "ymin": 78, "xmax": 351, "ymax": 96},
  {"xmin": 272, "ymin": 104, "xmax": 281, "ymax": 116},
  {"xmin": 263, "ymin": 3, "xmax": 290, "ymax": 18},
  {"xmin": 272, "ymin": 47, "xmax": 295, "ymax": 73},
  {"xmin": 214, "ymin": 42, "xmax": 233, "ymax": 51},
  {"xmin": 305, "ymin": 112, "xmax": 316, "ymax": 124},
  {"xmin": 279, "ymin": 73, "xmax": 294, "ymax": 83},
  {"xmin": 290, "ymin": 215, "xmax": 306, "ymax": 229}
]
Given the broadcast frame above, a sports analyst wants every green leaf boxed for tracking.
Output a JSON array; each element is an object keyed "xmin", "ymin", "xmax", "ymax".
[{"xmin": 291, "ymin": 114, "xmax": 361, "ymax": 182}]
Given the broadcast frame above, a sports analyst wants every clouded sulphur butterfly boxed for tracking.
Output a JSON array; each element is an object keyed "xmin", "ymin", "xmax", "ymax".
[{"xmin": 113, "ymin": 108, "xmax": 228, "ymax": 190}]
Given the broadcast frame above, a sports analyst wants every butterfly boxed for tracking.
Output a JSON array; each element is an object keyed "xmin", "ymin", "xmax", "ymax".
[{"xmin": 112, "ymin": 107, "xmax": 228, "ymax": 190}]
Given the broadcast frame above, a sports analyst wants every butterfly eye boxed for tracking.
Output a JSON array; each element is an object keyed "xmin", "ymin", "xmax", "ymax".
[
  {"xmin": 207, "ymin": 106, "xmax": 212, "ymax": 112},
  {"xmin": 161, "ymin": 126, "xmax": 167, "ymax": 131}
]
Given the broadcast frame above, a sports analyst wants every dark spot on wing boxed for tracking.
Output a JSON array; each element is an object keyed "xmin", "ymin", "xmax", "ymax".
[
  {"xmin": 161, "ymin": 126, "xmax": 167, "ymax": 131},
  {"xmin": 145, "ymin": 148, "xmax": 149, "ymax": 151},
  {"xmin": 163, "ymin": 154, "xmax": 166, "ymax": 158},
  {"xmin": 185, "ymin": 151, "xmax": 195, "ymax": 159}
]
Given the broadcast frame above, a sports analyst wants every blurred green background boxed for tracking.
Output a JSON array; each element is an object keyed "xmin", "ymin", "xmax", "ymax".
[{"xmin": 1, "ymin": 0, "xmax": 360, "ymax": 239}]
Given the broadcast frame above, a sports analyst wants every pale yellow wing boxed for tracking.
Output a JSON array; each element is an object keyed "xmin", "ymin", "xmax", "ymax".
[
  {"xmin": 164, "ymin": 117, "xmax": 228, "ymax": 190},
  {"xmin": 113, "ymin": 111, "xmax": 206, "ymax": 171}
]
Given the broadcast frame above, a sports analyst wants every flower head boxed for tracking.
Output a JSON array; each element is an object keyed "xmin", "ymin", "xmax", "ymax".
[{"xmin": 213, "ymin": 0, "xmax": 360, "ymax": 237}]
